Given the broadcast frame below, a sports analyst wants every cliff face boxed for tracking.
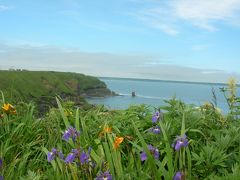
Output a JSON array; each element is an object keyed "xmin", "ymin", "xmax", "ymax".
[{"xmin": 0, "ymin": 70, "xmax": 114, "ymax": 112}]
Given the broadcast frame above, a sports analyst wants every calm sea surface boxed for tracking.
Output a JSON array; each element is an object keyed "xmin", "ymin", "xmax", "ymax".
[{"xmin": 87, "ymin": 78, "xmax": 239, "ymax": 113}]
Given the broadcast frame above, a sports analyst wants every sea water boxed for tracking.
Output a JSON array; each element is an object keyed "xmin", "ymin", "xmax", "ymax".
[{"xmin": 87, "ymin": 77, "xmax": 239, "ymax": 113}]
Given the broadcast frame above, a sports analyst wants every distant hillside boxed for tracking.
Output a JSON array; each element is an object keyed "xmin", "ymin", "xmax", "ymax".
[{"xmin": 0, "ymin": 70, "xmax": 114, "ymax": 112}]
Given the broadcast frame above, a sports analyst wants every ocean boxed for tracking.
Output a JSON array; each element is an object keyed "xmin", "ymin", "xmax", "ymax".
[{"xmin": 87, "ymin": 77, "xmax": 239, "ymax": 113}]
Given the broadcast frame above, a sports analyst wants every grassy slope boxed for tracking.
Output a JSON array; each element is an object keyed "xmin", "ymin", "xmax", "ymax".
[{"xmin": 0, "ymin": 70, "xmax": 113, "ymax": 112}]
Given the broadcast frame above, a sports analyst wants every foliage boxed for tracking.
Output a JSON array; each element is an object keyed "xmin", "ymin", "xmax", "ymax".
[{"xmin": 0, "ymin": 81, "xmax": 240, "ymax": 179}]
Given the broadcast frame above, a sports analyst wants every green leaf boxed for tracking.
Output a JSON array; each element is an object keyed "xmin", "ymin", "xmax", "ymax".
[{"xmin": 56, "ymin": 97, "xmax": 70, "ymax": 128}]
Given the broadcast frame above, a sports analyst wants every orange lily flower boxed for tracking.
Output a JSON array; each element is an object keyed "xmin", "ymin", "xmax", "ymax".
[
  {"xmin": 2, "ymin": 103, "xmax": 17, "ymax": 115},
  {"xmin": 114, "ymin": 136, "xmax": 124, "ymax": 149}
]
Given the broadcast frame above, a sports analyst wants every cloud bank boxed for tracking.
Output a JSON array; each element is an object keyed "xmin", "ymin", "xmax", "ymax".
[{"xmin": 0, "ymin": 43, "xmax": 239, "ymax": 83}]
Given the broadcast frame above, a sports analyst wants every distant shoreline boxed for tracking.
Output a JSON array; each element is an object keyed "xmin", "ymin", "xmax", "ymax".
[{"xmin": 98, "ymin": 76, "xmax": 240, "ymax": 87}]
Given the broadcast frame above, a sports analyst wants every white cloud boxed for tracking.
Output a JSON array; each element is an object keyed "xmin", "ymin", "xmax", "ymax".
[
  {"xmin": 131, "ymin": 0, "xmax": 240, "ymax": 34},
  {"xmin": 130, "ymin": 6, "xmax": 179, "ymax": 35},
  {"xmin": 146, "ymin": 20, "xmax": 178, "ymax": 35},
  {"xmin": 171, "ymin": 0, "xmax": 240, "ymax": 30},
  {"xmin": 139, "ymin": 20, "xmax": 178, "ymax": 35},
  {"xmin": 201, "ymin": 70, "xmax": 223, "ymax": 74},
  {"xmin": 0, "ymin": 5, "xmax": 10, "ymax": 11},
  {"xmin": 192, "ymin": 44, "xmax": 211, "ymax": 51}
]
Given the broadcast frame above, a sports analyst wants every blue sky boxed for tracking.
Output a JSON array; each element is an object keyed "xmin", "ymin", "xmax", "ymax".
[{"xmin": 1, "ymin": 0, "xmax": 240, "ymax": 82}]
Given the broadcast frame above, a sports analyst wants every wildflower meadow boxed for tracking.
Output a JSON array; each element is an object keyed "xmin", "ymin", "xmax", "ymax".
[{"xmin": 1, "ymin": 80, "xmax": 240, "ymax": 180}]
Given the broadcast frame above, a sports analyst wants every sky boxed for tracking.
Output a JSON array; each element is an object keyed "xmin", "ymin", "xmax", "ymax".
[{"xmin": 0, "ymin": 0, "xmax": 240, "ymax": 83}]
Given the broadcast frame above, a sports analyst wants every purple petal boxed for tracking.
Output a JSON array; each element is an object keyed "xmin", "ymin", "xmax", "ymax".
[
  {"xmin": 70, "ymin": 127, "xmax": 80, "ymax": 136},
  {"xmin": 96, "ymin": 171, "xmax": 112, "ymax": 180},
  {"xmin": 151, "ymin": 116, "xmax": 159, "ymax": 123},
  {"xmin": 183, "ymin": 139, "xmax": 189, "ymax": 147},
  {"xmin": 65, "ymin": 153, "xmax": 76, "ymax": 163},
  {"xmin": 47, "ymin": 148, "xmax": 62, "ymax": 162},
  {"xmin": 0, "ymin": 158, "xmax": 2, "ymax": 168},
  {"xmin": 174, "ymin": 141, "xmax": 183, "ymax": 151},
  {"xmin": 173, "ymin": 135, "xmax": 189, "ymax": 151},
  {"xmin": 141, "ymin": 145, "xmax": 160, "ymax": 161},
  {"xmin": 153, "ymin": 149, "xmax": 159, "ymax": 160},
  {"xmin": 182, "ymin": 134, "xmax": 187, "ymax": 139},
  {"xmin": 151, "ymin": 111, "xmax": 161, "ymax": 123},
  {"xmin": 173, "ymin": 171, "xmax": 183, "ymax": 180},
  {"xmin": 140, "ymin": 152, "xmax": 147, "ymax": 161},
  {"xmin": 147, "ymin": 145, "xmax": 154, "ymax": 151},
  {"xmin": 47, "ymin": 152, "xmax": 55, "ymax": 162},
  {"xmin": 153, "ymin": 129, "xmax": 161, "ymax": 134},
  {"xmin": 0, "ymin": 176, "xmax": 3, "ymax": 180},
  {"xmin": 151, "ymin": 126, "xmax": 161, "ymax": 134},
  {"xmin": 80, "ymin": 152, "xmax": 89, "ymax": 164},
  {"xmin": 51, "ymin": 148, "xmax": 57, "ymax": 153},
  {"xmin": 63, "ymin": 127, "xmax": 80, "ymax": 142},
  {"xmin": 62, "ymin": 130, "xmax": 71, "ymax": 141}
]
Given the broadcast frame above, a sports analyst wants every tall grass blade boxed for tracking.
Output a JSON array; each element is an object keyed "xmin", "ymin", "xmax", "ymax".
[
  {"xmin": 56, "ymin": 97, "xmax": 70, "ymax": 128},
  {"xmin": 159, "ymin": 121, "xmax": 174, "ymax": 177}
]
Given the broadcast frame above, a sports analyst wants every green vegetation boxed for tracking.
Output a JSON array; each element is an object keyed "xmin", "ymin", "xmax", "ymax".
[
  {"xmin": 0, "ymin": 77, "xmax": 240, "ymax": 179},
  {"xmin": 0, "ymin": 70, "xmax": 113, "ymax": 114}
]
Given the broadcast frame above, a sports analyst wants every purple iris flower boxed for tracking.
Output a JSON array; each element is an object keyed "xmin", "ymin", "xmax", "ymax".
[
  {"xmin": 148, "ymin": 145, "xmax": 159, "ymax": 159},
  {"xmin": 65, "ymin": 148, "xmax": 92, "ymax": 165},
  {"xmin": 96, "ymin": 171, "xmax": 112, "ymax": 180},
  {"xmin": 140, "ymin": 145, "xmax": 159, "ymax": 161},
  {"xmin": 65, "ymin": 149, "xmax": 79, "ymax": 163},
  {"xmin": 0, "ymin": 176, "xmax": 3, "ymax": 180},
  {"xmin": 140, "ymin": 152, "xmax": 147, "ymax": 161},
  {"xmin": 47, "ymin": 148, "xmax": 57, "ymax": 162},
  {"xmin": 150, "ymin": 126, "xmax": 161, "ymax": 134},
  {"xmin": 80, "ymin": 152, "xmax": 89, "ymax": 164},
  {"xmin": 47, "ymin": 148, "xmax": 64, "ymax": 162},
  {"xmin": 79, "ymin": 148, "xmax": 90, "ymax": 164},
  {"xmin": 173, "ymin": 171, "xmax": 184, "ymax": 180},
  {"xmin": 152, "ymin": 111, "xmax": 161, "ymax": 123},
  {"xmin": 62, "ymin": 127, "xmax": 80, "ymax": 142},
  {"xmin": 65, "ymin": 153, "xmax": 76, "ymax": 163},
  {"xmin": 173, "ymin": 134, "xmax": 189, "ymax": 151}
]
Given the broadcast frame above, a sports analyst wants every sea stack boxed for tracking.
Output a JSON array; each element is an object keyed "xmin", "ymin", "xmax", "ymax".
[{"xmin": 132, "ymin": 91, "xmax": 136, "ymax": 97}]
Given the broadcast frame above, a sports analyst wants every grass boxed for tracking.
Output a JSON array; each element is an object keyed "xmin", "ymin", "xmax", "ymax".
[
  {"xmin": 0, "ymin": 78, "xmax": 240, "ymax": 179},
  {"xmin": 0, "ymin": 70, "xmax": 113, "ymax": 115}
]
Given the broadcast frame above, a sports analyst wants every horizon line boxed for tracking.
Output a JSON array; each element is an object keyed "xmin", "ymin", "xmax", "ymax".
[{"xmin": 98, "ymin": 76, "xmax": 240, "ymax": 87}]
